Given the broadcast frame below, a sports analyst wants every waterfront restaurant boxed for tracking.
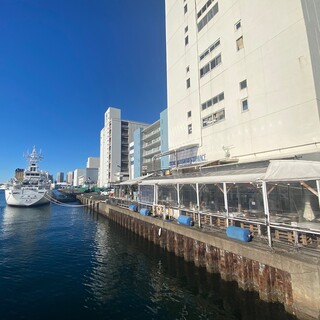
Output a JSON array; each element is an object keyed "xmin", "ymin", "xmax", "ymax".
[{"xmin": 115, "ymin": 160, "xmax": 320, "ymax": 250}]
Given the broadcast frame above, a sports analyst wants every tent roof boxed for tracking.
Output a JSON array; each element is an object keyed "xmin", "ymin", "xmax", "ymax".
[
  {"xmin": 264, "ymin": 160, "xmax": 320, "ymax": 181},
  {"xmin": 119, "ymin": 174, "xmax": 153, "ymax": 185},
  {"xmin": 137, "ymin": 160, "xmax": 320, "ymax": 185},
  {"xmin": 140, "ymin": 166, "xmax": 267, "ymax": 185},
  {"xmin": 116, "ymin": 160, "xmax": 320, "ymax": 186}
]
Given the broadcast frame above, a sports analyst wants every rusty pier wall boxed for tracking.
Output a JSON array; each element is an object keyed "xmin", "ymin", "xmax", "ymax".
[{"xmin": 81, "ymin": 196, "xmax": 320, "ymax": 320}]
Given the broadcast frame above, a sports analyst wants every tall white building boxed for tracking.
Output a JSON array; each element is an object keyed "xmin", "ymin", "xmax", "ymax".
[
  {"xmin": 165, "ymin": 0, "xmax": 320, "ymax": 166},
  {"xmin": 99, "ymin": 107, "xmax": 149, "ymax": 187},
  {"xmin": 87, "ymin": 157, "xmax": 100, "ymax": 169},
  {"xmin": 73, "ymin": 168, "xmax": 86, "ymax": 187},
  {"xmin": 56, "ymin": 172, "xmax": 64, "ymax": 183},
  {"xmin": 66, "ymin": 171, "xmax": 73, "ymax": 185}
]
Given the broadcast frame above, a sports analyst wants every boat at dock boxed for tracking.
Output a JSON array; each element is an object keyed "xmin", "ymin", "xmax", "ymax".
[{"xmin": 5, "ymin": 146, "xmax": 51, "ymax": 207}]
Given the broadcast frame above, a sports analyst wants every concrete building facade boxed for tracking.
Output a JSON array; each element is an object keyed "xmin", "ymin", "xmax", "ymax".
[
  {"xmin": 133, "ymin": 109, "xmax": 169, "ymax": 178},
  {"xmin": 87, "ymin": 157, "xmax": 100, "ymax": 169},
  {"xmin": 73, "ymin": 169, "xmax": 86, "ymax": 187},
  {"xmin": 56, "ymin": 172, "xmax": 64, "ymax": 183},
  {"xmin": 66, "ymin": 171, "xmax": 73, "ymax": 185},
  {"xmin": 165, "ymin": 0, "xmax": 320, "ymax": 167},
  {"xmin": 99, "ymin": 107, "xmax": 149, "ymax": 186}
]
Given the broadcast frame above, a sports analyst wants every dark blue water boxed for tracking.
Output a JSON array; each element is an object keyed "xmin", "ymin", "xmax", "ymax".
[{"xmin": 0, "ymin": 190, "xmax": 296, "ymax": 320}]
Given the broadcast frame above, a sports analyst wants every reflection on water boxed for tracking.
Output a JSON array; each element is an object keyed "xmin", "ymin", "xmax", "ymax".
[
  {"xmin": 2, "ymin": 203, "xmax": 52, "ymax": 231},
  {"xmin": 84, "ymin": 217, "xmax": 296, "ymax": 320},
  {"xmin": 0, "ymin": 191, "xmax": 296, "ymax": 320}
]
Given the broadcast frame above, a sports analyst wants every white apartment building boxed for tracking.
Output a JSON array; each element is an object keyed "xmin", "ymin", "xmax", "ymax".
[
  {"xmin": 165, "ymin": 0, "xmax": 320, "ymax": 166},
  {"xmin": 73, "ymin": 168, "xmax": 86, "ymax": 187},
  {"xmin": 87, "ymin": 157, "xmax": 100, "ymax": 169},
  {"xmin": 66, "ymin": 171, "xmax": 73, "ymax": 185},
  {"xmin": 99, "ymin": 107, "xmax": 149, "ymax": 187},
  {"xmin": 129, "ymin": 141, "xmax": 135, "ymax": 179}
]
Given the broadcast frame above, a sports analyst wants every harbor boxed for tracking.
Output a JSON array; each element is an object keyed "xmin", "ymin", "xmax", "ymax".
[
  {"xmin": 0, "ymin": 190, "xmax": 297, "ymax": 320},
  {"xmin": 79, "ymin": 193, "xmax": 319, "ymax": 320},
  {"xmin": 75, "ymin": 158, "xmax": 320, "ymax": 320},
  {"xmin": 1, "ymin": 1, "xmax": 320, "ymax": 319}
]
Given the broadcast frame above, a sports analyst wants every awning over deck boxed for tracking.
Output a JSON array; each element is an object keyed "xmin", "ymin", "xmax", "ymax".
[
  {"xmin": 140, "ymin": 166, "xmax": 267, "ymax": 185},
  {"xmin": 137, "ymin": 160, "xmax": 320, "ymax": 185},
  {"xmin": 119, "ymin": 174, "xmax": 153, "ymax": 185},
  {"xmin": 264, "ymin": 160, "xmax": 320, "ymax": 181}
]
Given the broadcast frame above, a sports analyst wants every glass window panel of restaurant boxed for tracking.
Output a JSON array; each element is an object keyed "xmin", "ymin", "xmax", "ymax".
[
  {"xmin": 158, "ymin": 185, "xmax": 178, "ymax": 207},
  {"xmin": 140, "ymin": 185, "xmax": 154, "ymax": 204},
  {"xmin": 227, "ymin": 183, "xmax": 264, "ymax": 217},
  {"xmin": 199, "ymin": 183, "xmax": 225, "ymax": 212},
  {"xmin": 179, "ymin": 184, "xmax": 197, "ymax": 210},
  {"xmin": 267, "ymin": 181, "xmax": 320, "ymax": 225}
]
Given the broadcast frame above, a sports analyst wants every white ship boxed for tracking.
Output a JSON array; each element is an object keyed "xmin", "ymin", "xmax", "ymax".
[{"xmin": 5, "ymin": 146, "xmax": 51, "ymax": 207}]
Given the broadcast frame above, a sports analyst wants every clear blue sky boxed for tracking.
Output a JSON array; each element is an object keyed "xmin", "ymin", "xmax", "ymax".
[{"xmin": 0, "ymin": 0, "xmax": 167, "ymax": 182}]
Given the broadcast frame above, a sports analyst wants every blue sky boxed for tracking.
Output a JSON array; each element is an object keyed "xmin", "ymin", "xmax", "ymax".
[{"xmin": 0, "ymin": 0, "xmax": 167, "ymax": 182}]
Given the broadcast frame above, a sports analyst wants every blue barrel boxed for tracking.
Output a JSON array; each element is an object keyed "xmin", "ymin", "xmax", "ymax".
[
  {"xmin": 226, "ymin": 226, "xmax": 252, "ymax": 242},
  {"xmin": 128, "ymin": 204, "xmax": 138, "ymax": 212},
  {"xmin": 178, "ymin": 215, "xmax": 192, "ymax": 226},
  {"xmin": 140, "ymin": 208, "xmax": 150, "ymax": 216}
]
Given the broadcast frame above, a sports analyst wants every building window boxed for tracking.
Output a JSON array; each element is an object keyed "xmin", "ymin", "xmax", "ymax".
[
  {"xmin": 236, "ymin": 36, "xmax": 244, "ymax": 50},
  {"xmin": 202, "ymin": 115, "xmax": 213, "ymax": 127},
  {"xmin": 198, "ymin": 3, "xmax": 219, "ymax": 32},
  {"xmin": 187, "ymin": 111, "xmax": 191, "ymax": 117},
  {"xmin": 185, "ymin": 35, "xmax": 189, "ymax": 46},
  {"xmin": 235, "ymin": 20, "xmax": 241, "ymax": 31},
  {"xmin": 186, "ymin": 78, "xmax": 191, "ymax": 88},
  {"xmin": 242, "ymin": 98, "xmax": 249, "ymax": 111},
  {"xmin": 201, "ymin": 92, "xmax": 224, "ymax": 110},
  {"xmin": 200, "ymin": 53, "xmax": 222, "ymax": 78},
  {"xmin": 188, "ymin": 124, "xmax": 192, "ymax": 134},
  {"xmin": 199, "ymin": 38, "xmax": 220, "ymax": 61},
  {"xmin": 197, "ymin": 0, "xmax": 214, "ymax": 19},
  {"xmin": 186, "ymin": 65, "xmax": 190, "ymax": 73},
  {"xmin": 239, "ymin": 79, "xmax": 247, "ymax": 90},
  {"xmin": 184, "ymin": 4, "xmax": 188, "ymax": 14},
  {"xmin": 185, "ymin": 26, "xmax": 188, "ymax": 33},
  {"xmin": 202, "ymin": 109, "xmax": 225, "ymax": 127}
]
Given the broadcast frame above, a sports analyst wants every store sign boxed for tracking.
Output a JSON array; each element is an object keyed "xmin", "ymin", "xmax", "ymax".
[{"xmin": 169, "ymin": 154, "xmax": 206, "ymax": 167}]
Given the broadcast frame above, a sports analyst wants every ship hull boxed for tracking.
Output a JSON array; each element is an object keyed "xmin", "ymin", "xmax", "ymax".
[{"xmin": 5, "ymin": 188, "xmax": 51, "ymax": 207}]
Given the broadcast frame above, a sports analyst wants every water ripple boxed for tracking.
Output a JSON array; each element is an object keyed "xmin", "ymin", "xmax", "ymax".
[{"xmin": 0, "ymin": 191, "xmax": 297, "ymax": 320}]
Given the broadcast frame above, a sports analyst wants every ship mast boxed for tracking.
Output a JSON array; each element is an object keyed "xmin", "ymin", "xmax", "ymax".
[{"xmin": 25, "ymin": 146, "xmax": 43, "ymax": 172}]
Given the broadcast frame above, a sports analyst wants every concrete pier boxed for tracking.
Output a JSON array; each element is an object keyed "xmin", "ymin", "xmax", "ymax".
[{"xmin": 80, "ymin": 195, "xmax": 320, "ymax": 320}]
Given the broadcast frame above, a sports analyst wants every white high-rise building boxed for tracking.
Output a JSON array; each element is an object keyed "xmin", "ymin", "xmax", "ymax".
[
  {"xmin": 56, "ymin": 172, "xmax": 64, "ymax": 183},
  {"xmin": 73, "ymin": 168, "xmax": 86, "ymax": 187},
  {"xmin": 99, "ymin": 107, "xmax": 149, "ymax": 187},
  {"xmin": 87, "ymin": 157, "xmax": 100, "ymax": 169},
  {"xmin": 66, "ymin": 171, "xmax": 73, "ymax": 185},
  {"xmin": 165, "ymin": 0, "xmax": 320, "ymax": 166}
]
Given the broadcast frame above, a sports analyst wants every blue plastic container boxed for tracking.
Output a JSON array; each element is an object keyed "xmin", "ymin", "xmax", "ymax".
[
  {"xmin": 226, "ymin": 226, "xmax": 252, "ymax": 242},
  {"xmin": 177, "ymin": 215, "xmax": 192, "ymax": 226},
  {"xmin": 140, "ymin": 208, "xmax": 150, "ymax": 216},
  {"xmin": 128, "ymin": 204, "xmax": 138, "ymax": 212}
]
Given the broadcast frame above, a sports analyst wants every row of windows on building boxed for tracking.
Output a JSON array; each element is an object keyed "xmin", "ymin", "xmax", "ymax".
[
  {"xmin": 185, "ymin": 34, "xmax": 244, "ymax": 88},
  {"xmin": 186, "ymin": 78, "xmax": 249, "ymax": 134},
  {"xmin": 197, "ymin": 0, "xmax": 216, "ymax": 19},
  {"xmin": 187, "ymin": 80, "xmax": 247, "ymax": 116},
  {"xmin": 198, "ymin": 3, "xmax": 219, "ymax": 32},
  {"xmin": 187, "ymin": 97, "xmax": 248, "ymax": 135}
]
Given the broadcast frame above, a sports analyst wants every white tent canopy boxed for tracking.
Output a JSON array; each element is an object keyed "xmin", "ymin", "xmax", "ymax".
[
  {"xmin": 263, "ymin": 160, "xmax": 320, "ymax": 182},
  {"xmin": 138, "ymin": 160, "xmax": 320, "ymax": 185},
  {"xmin": 140, "ymin": 166, "xmax": 267, "ymax": 185},
  {"xmin": 119, "ymin": 174, "xmax": 153, "ymax": 185}
]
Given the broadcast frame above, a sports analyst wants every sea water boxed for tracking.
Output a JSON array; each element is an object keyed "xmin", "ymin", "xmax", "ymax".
[{"xmin": 0, "ymin": 190, "xmax": 296, "ymax": 320}]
